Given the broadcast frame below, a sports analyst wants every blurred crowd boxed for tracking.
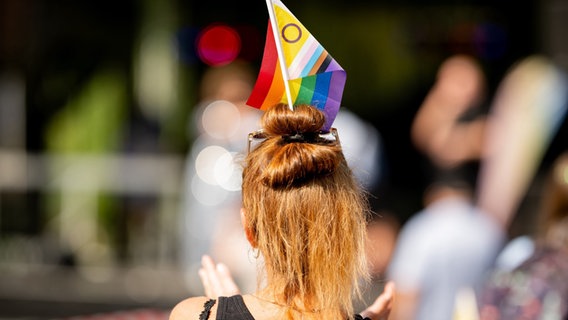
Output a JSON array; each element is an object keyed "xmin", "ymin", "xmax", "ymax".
[{"xmin": 0, "ymin": 1, "xmax": 568, "ymax": 319}]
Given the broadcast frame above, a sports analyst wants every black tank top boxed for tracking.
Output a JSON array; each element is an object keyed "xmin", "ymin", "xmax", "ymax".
[
  {"xmin": 199, "ymin": 295, "xmax": 371, "ymax": 320},
  {"xmin": 200, "ymin": 295, "xmax": 254, "ymax": 320}
]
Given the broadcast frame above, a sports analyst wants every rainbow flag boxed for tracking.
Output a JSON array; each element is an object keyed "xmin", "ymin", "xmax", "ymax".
[{"xmin": 246, "ymin": 0, "xmax": 346, "ymax": 130}]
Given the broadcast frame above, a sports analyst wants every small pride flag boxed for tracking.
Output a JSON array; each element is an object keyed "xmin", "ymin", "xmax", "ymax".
[{"xmin": 246, "ymin": 0, "xmax": 346, "ymax": 130}]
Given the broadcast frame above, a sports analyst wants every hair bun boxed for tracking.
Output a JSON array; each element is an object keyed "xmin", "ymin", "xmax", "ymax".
[
  {"xmin": 262, "ymin": 104, "xmax": 325, "ymax": 136},
  {"xmin": 257, "ymin": 104, "xmax": 344, "ymax": 187}
]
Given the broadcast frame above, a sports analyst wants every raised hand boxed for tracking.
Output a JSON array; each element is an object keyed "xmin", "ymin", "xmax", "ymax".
[
  {"xmin": 359, "ymin": 281, "xmax": 395, "ymax": 320},
  {"xmin": 198, "ymin": 255, "xmax": 241, "ymax": 299}
]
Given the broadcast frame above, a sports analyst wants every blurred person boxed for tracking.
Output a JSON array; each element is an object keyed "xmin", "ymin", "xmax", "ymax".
[
  {"xmin": 472, "ymin": 56, "xmax": 568, "ymax": 287},
  {"xmin": 388, "ymin": 55, "xmax": 568, "ymax": 320},
  {"xmin": 475, "ymin": 56, "xmax": 568, "ymax": 231},
  {"xmin": 410, "ymin": 55, "xmax": 487, "ymax": 168},
  {"xmin": 387, "ymin": 55, "xmax": 502, "ymax": 320},
  {"xmin": 479, "ymin": 151, "xmax": 568, "ymax": 320},
  {"xmin": 387, "ymin": 167, "xmax": 503, "ymax": 320},
  {"xmin": 179, "ymin": 61, "xmax": 263, "ymax": 294},
  {"xmin": 170, "ymin": 103, "xmax": 395, "ymax": 320},
  {"xmin": 472, "ymin": 56, "xmax": 567, "ymax": 320}
]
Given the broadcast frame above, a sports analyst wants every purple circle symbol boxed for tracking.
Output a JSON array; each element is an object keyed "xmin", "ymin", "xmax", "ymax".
[{"xmin": 282, "ymin": 23, "xmax": 302, "ymax": 43}]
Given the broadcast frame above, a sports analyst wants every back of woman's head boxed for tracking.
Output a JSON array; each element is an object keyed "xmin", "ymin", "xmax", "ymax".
[{"xmin": 242, "ymin": 103, "xmax": 369, "ymax": 318}]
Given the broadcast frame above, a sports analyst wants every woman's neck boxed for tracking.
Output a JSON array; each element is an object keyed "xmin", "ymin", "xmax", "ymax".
[{"xmin": 251, "ymin": 287, "xmax": 345, "ymax": 319}]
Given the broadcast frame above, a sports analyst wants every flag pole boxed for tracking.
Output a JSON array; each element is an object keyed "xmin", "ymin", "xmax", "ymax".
[{"xmin": 265, "ymin": 0, "xmax": 294, "ymax": 111}]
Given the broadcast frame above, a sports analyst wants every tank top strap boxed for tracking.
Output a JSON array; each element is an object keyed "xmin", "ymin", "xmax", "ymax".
[
  {"xmin": 217, "ymin": 295, "xmax": 256, "ymax": 320},
  {"xmin": 199, "ymin": 299, "xmax": 216, "ymax": 320}
]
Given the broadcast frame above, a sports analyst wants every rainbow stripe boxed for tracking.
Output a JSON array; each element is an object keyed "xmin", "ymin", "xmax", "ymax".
[{"xmin": 246, "ymin": 0, "xmax": 346, "ymax": 130}]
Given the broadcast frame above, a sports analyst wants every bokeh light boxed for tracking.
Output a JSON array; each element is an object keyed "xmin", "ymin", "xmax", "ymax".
[
  {"xmin": 193, "ymin": 144, "xmax": 242, "ymax": 194},
  {"xmin": 195, "ymin": 145, "xmax": 230, "ymax": 185},
  {"xmin": 201, "ymin": 100, "xmax": 241, "ymax": 140},
  {"xmin": 214, "ymin": 151, "xmax": 242, "ymax": 192},
  {"xmin": 197, "ymin": 24, "xmax": 241, "ymax": 66}
]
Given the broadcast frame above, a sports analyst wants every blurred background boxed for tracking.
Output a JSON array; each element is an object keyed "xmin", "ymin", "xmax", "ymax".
[{"xmin": 0, "ymin": 0, "xmax": 567, "ymax": 318}]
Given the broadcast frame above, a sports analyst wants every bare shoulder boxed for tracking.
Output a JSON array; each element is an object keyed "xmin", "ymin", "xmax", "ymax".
[{"xmin": 169, "ymin": 296, "xmax": 215, "ymax": 320}]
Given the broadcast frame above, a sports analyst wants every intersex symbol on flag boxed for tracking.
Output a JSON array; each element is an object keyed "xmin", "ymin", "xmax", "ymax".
[{"xmin": 246, "ymin": 0, "xmax": 346, "ymax": 131}]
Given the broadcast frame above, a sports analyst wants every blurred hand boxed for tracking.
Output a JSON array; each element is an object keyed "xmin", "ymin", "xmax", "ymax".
[
  {"xmin": 198, "ymin": 255, "xmax": 241, "ymax": 298},
  {"xmin": 359, "ymin": 281, "xmax": 395, "ymax": 320}
]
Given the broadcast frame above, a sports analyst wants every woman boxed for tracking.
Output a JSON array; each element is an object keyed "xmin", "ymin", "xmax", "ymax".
[{"xmin": 170, "ymin": 103, "xmax": 394, "ymax": 319}]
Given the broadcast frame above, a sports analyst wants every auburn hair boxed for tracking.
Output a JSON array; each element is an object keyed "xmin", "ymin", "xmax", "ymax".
[{"xmin": 242, "ymin": 103, "xmax": 370, "ymax": 319}]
